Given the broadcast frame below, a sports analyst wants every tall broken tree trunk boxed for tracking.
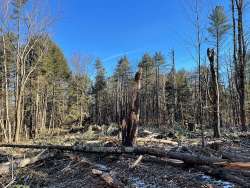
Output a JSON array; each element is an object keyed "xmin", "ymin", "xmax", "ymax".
[
  {"xmin": 122, "ymin": 67, "xmax": 142, "ymax": 146},
  {"xmin": 207, "ymin": 48, "xmax": 221, "ymax": 138}
]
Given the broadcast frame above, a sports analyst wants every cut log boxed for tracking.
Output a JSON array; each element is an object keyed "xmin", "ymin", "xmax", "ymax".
[
  {"xmin": 0, "ymin": 150, "xmax": 54, "ymax": 175},
  {"xmin": 0, "ymin": 144, "xmax": 225, "ymax": 167},
  {"xmin": 223, "ymin": 162, "xmax": 250, "ymax": 170}
]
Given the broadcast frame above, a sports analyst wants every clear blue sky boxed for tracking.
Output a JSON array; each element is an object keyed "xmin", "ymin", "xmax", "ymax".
[{"xmin": 49, "ymin": 0, "xmax": 234, "ymax": 75}]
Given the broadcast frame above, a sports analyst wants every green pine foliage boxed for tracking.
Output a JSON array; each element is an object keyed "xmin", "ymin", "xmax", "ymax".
[{"xmin": 208, "ymin": 6, "xmax": 230, "ymax": 39}]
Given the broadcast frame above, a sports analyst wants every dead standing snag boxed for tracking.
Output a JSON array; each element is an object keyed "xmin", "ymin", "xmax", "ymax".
[
  {"xmin": 207, "ymin": 48, "xmax": 221, "ymax": 138},
  {"xmin": 122, "ymin": 67, "xmax": 142, "ymax": 146}
]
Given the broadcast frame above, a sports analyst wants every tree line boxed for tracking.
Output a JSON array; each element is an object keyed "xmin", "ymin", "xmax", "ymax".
[{"xmin": 0, "ymin": 0, "xmax": 249, "ymax": 144}]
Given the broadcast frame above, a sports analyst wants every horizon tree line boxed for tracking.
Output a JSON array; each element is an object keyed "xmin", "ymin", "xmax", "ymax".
[{"xmin": 0, "ymin": 0, "xmax": 249, "ymax": 144}]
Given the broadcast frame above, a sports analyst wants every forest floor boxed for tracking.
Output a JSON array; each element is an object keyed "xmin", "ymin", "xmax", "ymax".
[{"xmin": 0, "ymin": 125, "xmax": 250, "ymax": 188}]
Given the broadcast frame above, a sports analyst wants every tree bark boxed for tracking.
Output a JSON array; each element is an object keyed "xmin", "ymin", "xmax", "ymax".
[
  {"xmin": 207, "ymin": 48, "xmax": 221, "ymax": 138},
  {"xmin": 235, "ymin": 0, "xmax": 247, "ymax": 131}
]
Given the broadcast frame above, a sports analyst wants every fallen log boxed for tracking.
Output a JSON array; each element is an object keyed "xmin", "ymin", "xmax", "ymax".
[
  {"xmin": 0, "ymin": 150, "xmax": 54, "ymax": 175},
  {"xmin": 166, "ymin": 151, "xmax": 224, "ymax": 166},
  {"xmin": 217, "ymin": 162, "xmax": 250, "ymax": 170},
  {"xmin": 0, "ymin": 144, "xmax": 225, "ymax": 166}
]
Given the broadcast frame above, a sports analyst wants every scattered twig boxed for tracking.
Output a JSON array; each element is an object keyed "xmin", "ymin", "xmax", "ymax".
[
  {"xmin": 61, "ymin": 161, "xmax": 73, "ymax": 172},
  {"xmin": 0, "ymin": 149, "xmax": 53, "ymax": 175},
  {"xmin": 3, "ymin": 178, "xmax": 16, "ymax": 188},
  {"xmin": 130, "ymin": 155, "xmax": 143, "ymax": 169}
]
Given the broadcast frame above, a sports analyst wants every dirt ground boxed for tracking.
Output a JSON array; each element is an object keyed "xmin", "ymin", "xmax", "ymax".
[{"xmin": 0, "ymin": 127, "xmax": 249, "ymax": 188}]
